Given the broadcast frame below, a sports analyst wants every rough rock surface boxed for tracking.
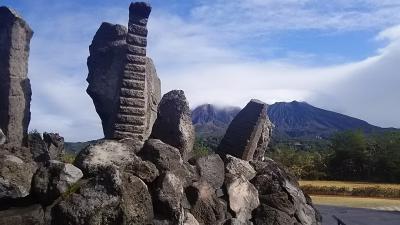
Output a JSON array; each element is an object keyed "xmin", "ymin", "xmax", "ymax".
[
  {"xmin": 32, "ymin": 160, "xmax": 83, "ymax": 205},
  {"xmin": 151, "ymin": 90, "xmax": 195, "ymax": 160},
  {"xmin": 225, "ymin": 155, "xmax": 256, "ymax": 181},
  {"xmin": 87, "ymin": 11, "xmax": 160, "ymax": 142},
  {"xmin": 218, "ymin": 100, "xmax": 268, "ymax": 161},
  {"xmin": 253, "ymin": 118, "xmax": 273, "ymax": 161},
  {"xmin": 140, "ymin": 139, "xmax": 183, "ymax": 172},
  {"xmin": 250, "ymin": 158, "xmax": 320, "ymax": 225},
  {"xmin": 226, "ymin": 175, "xmax": 259, "ymax": 222},
  {"xmin": 0, "ymin": 204, "xmax": 44, "ymax": 225},
  {"xmin": 0, "ymin": 6, "xmax": 33, "ymax": 146},
  {"xmin": 196, "ymin": 154, "xmax": 225, "ymax": 189},
  {"xmin": 0, "ymin": 128, "xmax": 6, "ymax": 145},
  {"xmin": 0, "ymin": 154, "xmax": 36, "ymax": 199},
  {"xmin": 184, "ymin": 212, "xmax": 200, "ymax": 225},
  {"xmin": 43, "ymin": 132, "xmax": 64, "ymax": 160},
  {"xmin": 74, "ymin": 139, "xmax": 135, "ymax": 176},
  {"xmin": 27, "ymin": 132, "xmax": 50, "ymax": 163}
]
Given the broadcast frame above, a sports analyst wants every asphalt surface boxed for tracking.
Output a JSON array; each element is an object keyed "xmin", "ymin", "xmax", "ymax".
[{"xmin": 317, "ymin": 205, "xmax": 400, "ymax": 225}]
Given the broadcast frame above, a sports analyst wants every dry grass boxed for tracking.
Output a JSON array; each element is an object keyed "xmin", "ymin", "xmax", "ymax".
[
  {"xmin": 299, "ymin": 180, "xmax": 400, "ymax": 198},
  {"xmin": 310, "ymin": 195, "xmax": 400, "ymax": 208}
]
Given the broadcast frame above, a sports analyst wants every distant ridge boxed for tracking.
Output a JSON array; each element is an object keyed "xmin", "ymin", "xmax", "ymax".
[{"xmin": 192, "ymin": 101, "xmax": 393, "ymax": 140}]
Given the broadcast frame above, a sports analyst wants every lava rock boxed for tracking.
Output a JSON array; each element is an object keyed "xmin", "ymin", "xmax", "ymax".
[
  {"xmin": 0, "ymin": 6, "xmax": 33, "ymax": 146},
  {"xmin": 140, "ymin": 139, "xmax": 183, "ymax": 172},
  {"xmin": 0, "ymin": 204, "xmax": 44, "ymax": 225},
  {"xmin": 225, "ymin": 154, "xmax": 256, "ymax": 180},
  {"xmin": 151, "ymin": 90, "xmax": 195, "ymax": 161},
  {"xmin": 43, "ymin": 132, "xmax": 64, "ymax": 160},
  {"xmin": 196, "ymin": 154, "xmax": 225, "ymax": 189},
  {"xmin": 0, "ymin": 128, "xmax": 5, "ymax": 145}
]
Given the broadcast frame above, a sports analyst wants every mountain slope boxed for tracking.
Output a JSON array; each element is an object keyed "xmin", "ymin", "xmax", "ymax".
[{"xmin": 192, "ymin": 101, "xmax": 390, "ymax": 140}]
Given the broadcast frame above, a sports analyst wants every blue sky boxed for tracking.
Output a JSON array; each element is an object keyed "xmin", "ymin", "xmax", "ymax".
[{"xmin": 2, "ymin": 0, "xmax": 400, "ymax": 141}]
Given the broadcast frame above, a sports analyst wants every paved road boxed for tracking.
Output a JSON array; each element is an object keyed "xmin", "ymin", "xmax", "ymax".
[{"xmin": 316, "ymin": 205, "xmax": 400, "ymax": 225}]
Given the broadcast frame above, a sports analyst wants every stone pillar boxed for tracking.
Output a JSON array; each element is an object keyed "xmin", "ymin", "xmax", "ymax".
[
  {"xmin": 0, "ymin": 7, "xmax": 33, "ymax": 146},
  {"xmin": 113, "ymin": 2, "xmax": 151, "ymax": 145}
]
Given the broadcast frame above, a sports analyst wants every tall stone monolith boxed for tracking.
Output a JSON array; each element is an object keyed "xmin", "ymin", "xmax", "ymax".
[
  {"xmin": 217, "ymin": 99, "xmax": 269, "ymax": 161},
  {"xmin": 86, "ymin": 2, "xmax": 160, "ymax": 147},
  {"xmin": 0, "ymin": 7, "xmax": 33, "ymax": 146}
]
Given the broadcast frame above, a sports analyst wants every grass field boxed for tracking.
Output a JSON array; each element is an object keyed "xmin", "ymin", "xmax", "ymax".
[
  {"xmin": 310, "ymin": 195, "xmax": 400, "ymax": 209},
  {"xmin": 299, "ymin": 180, "xmax": 400, "ymax": 198}
]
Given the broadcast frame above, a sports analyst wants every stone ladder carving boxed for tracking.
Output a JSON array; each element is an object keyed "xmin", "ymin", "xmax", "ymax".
[{"xmin": 113, "ymin": 2, "xmax": 151, "ymax": 142}]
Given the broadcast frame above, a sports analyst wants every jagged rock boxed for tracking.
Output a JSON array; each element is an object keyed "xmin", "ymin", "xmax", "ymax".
[
  {"xmin": 32, "ymin": 160, "xmax": 83, "ymax": 205},
  {"xmin": 140, "ymin": 139, "xmax": 183, "ymax": 172},
  {"xmin": 196, "ymin": 154, "xmax": 225, "ymax": 189},
  {"xmin": 0, "ymin": 128, "xmax": 6, "ymax": 145},
  {"xmin": 252, "ymin": 204, "xmax": 298, "ymax": 225},
  {"xmin": 43, "ymin": 132, "xmax": 64, "ymax": 160},
  {"xmin": 154, "ymin": 172, "xmax": 184, "ymax": 221},
  {"xmin": 0, "ymin": 204, "xmax": 44, "ymax": 225},
  {"xmin": 252, "ymin": 118, "xmax": 273, "ymax": 161},
  {"xmin": 124, "ymin": 157, "xmax": 159, "ymax": 183},
  {"xmin": 151, "ymin": 90, "xmax": 195, "ymax": 161},
  {"xmin": 226, "ymin": 175, "xmax": 259, "ymax": 222},
  {"xmin": 0, "ymin": 6, "xmax": 33, "ymax": 146},
  {"xmin": 184, "ymin": 212, "xmax": 200, "ymax": 225},
  {"xmin": 74, "ymin": 139, "xmax": 135, "ymax": 176},
  {"xmin": 250, "ymin": 158, "xmax": 319, "ymax": 225},
  {"xmin": 224, "ymin": 218, "xmax": 253, "ymax": 225},
  {"xmin": 0, "ymin": 154, "xmax": 36, "ymax": 199},
  {"xmin": 217, "ymin": 99, "xmax": 268, "ymax": 161},
  {"xmin": 225, "ymin": 155, "xmax": 256, "ymax": 180},
  {"xmin": 186, "ymin": 181, "xmax": 227, "ymax": 225},
  {"xmin": 87, "ymin": 3, "xmax": 160, "ymax": 144},
  {"xmin": 51, "ymin": 166, "xmax": 154, "ymax": 225},
  {"xmin": 27, "ymin": 132, "xmax": 50, "ymax": 163}
]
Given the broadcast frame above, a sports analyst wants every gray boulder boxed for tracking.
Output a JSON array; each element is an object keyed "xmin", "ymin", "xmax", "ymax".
[
  {"xmin": 0, "ymin": 204, "xmax": 44, "ymax": 225},
  {"xmin": 27, "ymin": 132, "xmax": 50, "ymax": 163},
  {"xmin": 196, "ymin": 154, "xmax": 225, "ymax": 189},
  {"xmin": 0, "ymin": 6, "xmax": 33, "ymax": 146},
  {"xmin": 32, "ymin": 160, "xmax": 83, "ymax": 205},
  {"xmin": 186, "ymin": 181, "xmax": 227, "ymax": 225},
  {"xmin": 51, "ymin": 166, "xmax": 154, "ymax": 225},
  {"xmin": 226, "ymin": 175, "xmax": 259, "ymax": 222},
  {"xmin": 0, "ymin": 128, "xmax": 5, "ymax": 145},
  {"xmin": 225, "ymin": 154, "xmax": 256, "ymax": 180},
  {"xmin": 184, "ymin": 212, "xmax": 200, "ymax": 225},
  {"xmin": 253, "ymin": 118, "xmax": 273, "ymax": 161},
  {"xmin": 154, "ymin": 172, "xmax": 184, "ymax": 222},
  {"xmin": 217, "ymin": 99, "xmax": 268, "ymax": 161},
  {"xmin": 0, "ymin": 154, "xmax": 36, "ymax": 199},
  {"xmin": 140, "ymin": 139, "xmax": 183, "ymax": 172},
  {"xmin": 43, "ymin": 132, "xmax": 64, "ymax": 160},
  {"xmin": 250, "ymin": 159, "xmax": 320, "ymax": 225},
  {"xmin": 124, "ymin": 156, "xmax": 159, "ymax": 183},
  {"xmin": 74, "ymin": 139, "xmax": 135, "ymax": 176},
  {"xmin": 151, "ymin": 90, "xmax": 195, "ymax": 161},
  {"xmin": 224, "ymin": 218, "xmax": 253, "ymax": 225}
]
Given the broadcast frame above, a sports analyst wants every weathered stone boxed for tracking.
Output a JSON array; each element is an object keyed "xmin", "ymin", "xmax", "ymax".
[
  {"xmin": 226, "ymin": 175, "xmax": 259, "ymax": 222},
  {"xmin": 252, "ymin": 204, "xmax": 298, "ymax": 225},
  {"xmin": 154, "ymin": 172, "xmax": 184, "ymax": 221},
  {"xmin": 0, "ymin": 128, "xmax": 6, "ymax": 145},
  {"xmin": 151, "ymin": 90, "xmax": 195, "ymax": 160},
  {"xmin": 224, "ymin": 218, "xmax": 253, "ymax": 225},
  {"xmin": 74, "ymin": 139, "xmax": 135, "ymax": 176},
  {"xmin": 217, "ymin": 99, "xmax": 268, "ymax": 161},
  {"xmin": 253, "ymin": 118, "xmax": 273, "ymax": 161},
  {"xmin": 124, "ymin": 156, "xmax": 159, "ymax": 183},
  {"xmin": 0, "ymin": 154, "xmax": 36, "ymax": 199},
  {"xmin": 196, "ymin": 154, "xmax": 224, "ymax": 189},
  {"xmin": 27, "ymin": 132, "xmax": 50, "ymax": 163},
  {"xmin": 225, "ymin": 154, "xmax": 256, "ymax": 181},
  {"xmin": 184, "ymin": 212, "xmax": 200, "ymax": 225},
  {"xmin": 186, "ymin": 181, "xmax": 227, "ymax": 225},
  {"xmin": 87, "ymin": 20, "xmax": 160, "ymax": 145},
  {"xmin": 51, "ymin": 166, "xmax": 153, "ymax": 225},
  {"xmin": 32, "ymin": 160, "xmax": 83, "ymax": 205},
  {"xmin": 250, "ymin": 158, "xmax": 319, "ymax": 225},
  {"xmin": 43, "ymin": 132, "xmax": 64, "ymax": 160},
  {"xmin": 0, "ymin": 7, "xmax": 33, "ymax": 146},
  {"xmin": 0, "ymin": 204, "xmax": 44, "ymax": 225},
  {"xmin": 139, "ymin": 139, "xmax": 183, "ymax": 172}
]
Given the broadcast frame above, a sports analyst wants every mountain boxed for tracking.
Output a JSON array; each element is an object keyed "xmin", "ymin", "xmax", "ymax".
[{"xmin": 192, "ymin": 101, "xmax": 392, "ymax": 141}]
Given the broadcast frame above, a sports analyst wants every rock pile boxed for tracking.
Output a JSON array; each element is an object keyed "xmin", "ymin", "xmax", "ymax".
[{"xmin": 0, "ymin": 2, "xmax": 321, "ymax": 225}]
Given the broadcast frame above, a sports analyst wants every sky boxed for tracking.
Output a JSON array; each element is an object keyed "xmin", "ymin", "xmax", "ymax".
[{"xmin": 2, "ymin": 0, "xmax": 400, "ymax": 141}]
